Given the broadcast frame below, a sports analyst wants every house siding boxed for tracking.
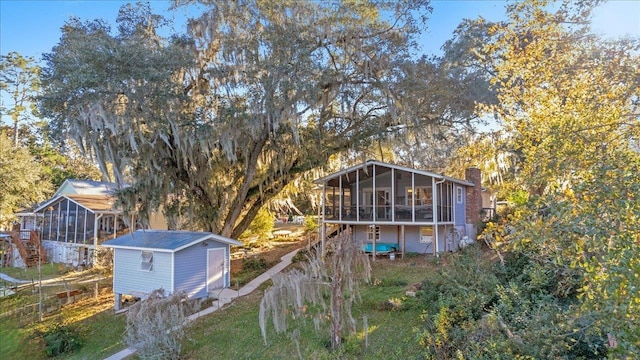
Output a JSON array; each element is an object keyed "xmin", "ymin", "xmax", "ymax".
[
  {"xmin": 148, "ymin": 210, "xmax": 168, "ymax": 230},
  {"xmin": 173, "ymin": 241, "xmax": 228, "ymax": 298},
  {"xmin": 353, "ymin": 224, "xmax": 456, "ymax": 254},
  {"xmin": 113, "ymin": 249, "xmax": 172, "ymax": 297}
]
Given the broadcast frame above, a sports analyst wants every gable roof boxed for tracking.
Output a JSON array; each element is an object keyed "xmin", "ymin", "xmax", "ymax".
[
  {"xmin": 314, "ymin": 160, "xmax": 474, "ymax": 186},
  {"xmin": 34, "ymin": 194, "xmax": 119, "ymax": 214},
  {"xmin": 53, "ymin": 179, "xmax": 124, "ymax": 197},
  {"xmin": 102, "ymin": 230, "xmax": 243, "ymax": 253}
]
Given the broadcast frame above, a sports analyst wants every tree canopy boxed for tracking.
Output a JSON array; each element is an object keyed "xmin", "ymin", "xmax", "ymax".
[
  {"xmin": 0, "ymin": 52, "xmax": 41, "ymax": 147},
  {"xmin": 0, "ymin": 131, "xmax": 50, "ymax": 227},
  {"xmin": 40, "ymin": 0, "xmax": 437, "ymax": 238},
  {"xmin": 466, "ymin": 0, "xmax": 640, "ymax": 354}
]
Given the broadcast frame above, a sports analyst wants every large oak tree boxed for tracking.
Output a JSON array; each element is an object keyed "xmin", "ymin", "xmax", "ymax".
[{"xmin": 40, "ymin": 0, "xmax": 431, "ymax": 238}]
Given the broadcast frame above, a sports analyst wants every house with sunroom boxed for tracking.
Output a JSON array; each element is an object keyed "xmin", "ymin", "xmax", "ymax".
[
  {"xmin": 8, "ymin": 179, "xmax": 169, "ymax": 267},
  {"xmin": 314, "ymin": 160, "xmax": 493, "ymax": 258}
]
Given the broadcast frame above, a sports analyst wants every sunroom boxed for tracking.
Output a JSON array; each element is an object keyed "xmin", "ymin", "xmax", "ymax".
[
  {"xmin": 316, "ymin": 161, "xmax": 468, "ymax": 225},
  {"xmin": 314, "ymin": 161, "xmax": 483, "ymax": 256}
]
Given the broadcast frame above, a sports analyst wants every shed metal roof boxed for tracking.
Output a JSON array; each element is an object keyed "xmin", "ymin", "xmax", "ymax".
[{"xmin": 102, "ymin": 230, "xmax": 243, "ymax": 253}]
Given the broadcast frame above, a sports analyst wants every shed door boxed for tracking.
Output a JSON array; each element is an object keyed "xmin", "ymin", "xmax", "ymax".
[{"xmin": 207, "ymin": 248, "xmax": 225, "ymax": 291}]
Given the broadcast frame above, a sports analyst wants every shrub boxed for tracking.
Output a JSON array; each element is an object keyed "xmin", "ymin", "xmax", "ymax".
[
  {"xmin": 125, "ymin": 289, "xmax": 199, "ymax": 360},
  {"xmin": 241, "ymin": 257, "xmax": 268, "ymax": 271},
  {"xmin": 240, "ymin": 207, "xmax": 274, "ymax": 239},
  {"xmin": 41, "ymin": 322, "xmax": 82, "ymax": 357},
  {"xmin": 291, "ymin": 248, "xmax": 311, "ymax": 263},
  {"xmin": 304, "ymin": 216, "xmax": 318, "ymax": 233}
]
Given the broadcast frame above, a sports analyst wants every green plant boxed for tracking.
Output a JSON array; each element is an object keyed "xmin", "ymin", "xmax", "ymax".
[
  {"xmin": 291, "ymin": 249, "xmax": 308, "ymax": 263},
  {"xmin": 40, "ymin": 322, "xmax": 82, "ymax": 357},
  {"xmin": 241, "ymin": 207, "xmax": 275, "ymax": 239},
  {"xmin": 241, "ymin": 258, "xmax": 268, "ymax": 272},
  {"xmin": 304, "ymin": 216, "xmax": 318, "ymax": 233}
]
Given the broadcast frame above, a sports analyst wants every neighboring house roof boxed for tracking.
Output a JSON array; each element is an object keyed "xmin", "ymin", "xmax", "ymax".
[
  {"xmin": 34, "ymin": 194, "xmax": 119, "ymax": 214},
  {"xmin": 53, "ymin": 179, "xmax": 126, "ymax": 197},
  {"xmin": 314, "ymin": 160, "xmax": 474, "ymax": 186},
  {"xmin": 102, "ymin": 230, "xmax": 243, "ymax": 253}
]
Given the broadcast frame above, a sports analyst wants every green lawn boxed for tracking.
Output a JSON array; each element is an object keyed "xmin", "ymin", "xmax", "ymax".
[
  {"xmin": 181, "ymin": 255, "xmax": 439, "ymax": 359},
  {"xmin": 0, "ymin": 292, "xmax": 128, "ymax": 360},
  {"xmin": 1, "ymin": 254, "xmax": 441, "ymax": 360},
  {"xmin": 0, "ymin": 263, "xmax": 66, "ymax": 281}
]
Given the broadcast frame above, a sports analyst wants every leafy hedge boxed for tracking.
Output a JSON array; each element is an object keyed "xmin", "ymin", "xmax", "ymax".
[{"xmin": 415, "ymin": 247, "xmax": 607, "ymax": 359}]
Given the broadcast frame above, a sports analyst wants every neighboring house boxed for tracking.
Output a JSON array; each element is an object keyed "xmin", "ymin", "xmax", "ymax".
[
  {"xmin": 8, "ymin": 179, "xmax": 169, "ymax": 268},
  {"xmin": 102, "ymin": 230, "xmax": 243, "ymax": 310},
  {"xmin": 314, "ymin": 160, "xmax": 493, "ymax": 257}
]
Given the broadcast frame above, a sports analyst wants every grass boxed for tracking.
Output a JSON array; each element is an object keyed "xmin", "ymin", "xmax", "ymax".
[
  {"xmin": 0, "ymin": 263, "xmax": 67, "ymax": 281},
  {"xmin": 0, "ymin": 291, "xmax": 128, "ymax": 360},
  {"xmin": 181, "ymin": 255, "xmax": 440, "ymax": 359},
  {"xmin": 0, "ymin": 268, "xmax": 126, "ymax": 360},
  {"xmin": 0, "ymin": 243, "xmax": 443, "ymax": 360}
]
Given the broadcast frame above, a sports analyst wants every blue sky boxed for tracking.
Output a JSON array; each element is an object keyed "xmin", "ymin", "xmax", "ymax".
[
  {"xmin": 0, "ymin": 0, "xmax": 638, "ymax": 125},
  {"xmin": 2, "ymin": 0, "xmax": 636, "ymax": 61}
]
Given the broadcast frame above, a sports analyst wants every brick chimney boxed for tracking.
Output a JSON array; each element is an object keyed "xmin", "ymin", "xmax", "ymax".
[{"xmin": 465, "ymin": 168, "xmax": 483, "ymax": 225}]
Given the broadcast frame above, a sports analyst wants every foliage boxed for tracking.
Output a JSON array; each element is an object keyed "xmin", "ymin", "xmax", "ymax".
[
  {"xmin": 241, "ymin": 207, "xmax": 274, "ymax": 240},
  {"xmin": 259, "ymin": 230, "xmax": 371, "ymax": 350},
  {"xmin": 37, "ymin": 322, "xmax": 82, "ymax": 357},
  {"xmin": 303, "ymin": 216, "xmax": 318, "ymax": 233},
  {"xmin": 435, "ymin": 1, "xmax": 640, "ymax": 356},
  {"xmin": 0, "ymin": 131, "xmax": 50, "ymax": 227},
  {"xmin": 416, "ymin": 247, "xmax": 608, "ymax": 359},
  {"xmin": 496, "ymin": 150, "xmax": 640, "ymax": 356},
  {"xmin": 0, "ymin": 51, "xmax": 41, "ymax": 147},
  {"xmin": 40, "ymin": 1, "xmax": 432, "ymax": 237},
  {"xmin": 125, "ymin": 289, "xmax": 199, "ymax": 360},
  {"xmin": 457, "ymin": 0, "xmax": 640, "ymax": 355},
  {"xmin": 291, "ymin": 248, "xmax": 312, "ymax": 264},
  {"xmin": 241, "ymin": 257, "xmax": 268, "ymax": 272}
]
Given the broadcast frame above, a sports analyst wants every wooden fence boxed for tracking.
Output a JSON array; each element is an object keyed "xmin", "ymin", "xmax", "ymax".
[{"xmin": 0, "ymin": 278, "xmax": 111, "ymax": 326}]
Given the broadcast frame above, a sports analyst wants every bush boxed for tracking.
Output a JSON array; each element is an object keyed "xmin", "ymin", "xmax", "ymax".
[
  {"xmin": 125, "ymin": 289, "xmax": 199, "ymax": 360},
  {"xmin": 304, "ymin": 216, "xmax": 318, "ymax": 233},
  {"xmin": 241, "ymin": 207, "xmax": 274, "ymax": 239},
  {"xmin": 416, "ymin": 248, "xmax": 609, "ymax": 359},
  {"xmin": 241, "ymin": 257, "xmax": 268, "ymax": 271},
  {"xmin": 291, "ymin": 248, "xmax": 310, "ymax": 263},
  {"xmin": 41, "ymin": 323, "xmax": 82, "ymax": 357}
]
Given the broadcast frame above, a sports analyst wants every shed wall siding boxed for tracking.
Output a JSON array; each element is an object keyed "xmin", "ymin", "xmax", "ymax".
[
  {"xmin": 113, "ymin": 249, "xmax": 172, "ymax": 297},
  {"xmin": 173, "ymin": 242, "xmax": 227, "ymax": 298}
]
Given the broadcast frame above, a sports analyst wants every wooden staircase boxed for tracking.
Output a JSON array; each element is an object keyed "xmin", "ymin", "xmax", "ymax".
[{"xmin": 5, "ymin": 230, "xmax": 46, "ymax": 268}]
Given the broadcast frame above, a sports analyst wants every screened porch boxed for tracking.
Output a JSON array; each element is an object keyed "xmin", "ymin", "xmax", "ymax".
[{"xmin": 319, "ymin": 162, "xmax": 456, "ymax": 224}]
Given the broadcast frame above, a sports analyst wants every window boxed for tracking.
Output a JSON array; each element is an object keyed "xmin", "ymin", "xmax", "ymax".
[
  {"xmin": 456, "ymin": 186, "xmax": 463, "ymax": 203},
  {"xmin": 140, "ymin": 250, "xmax": 153, "ymax": 271},
  {"xmin": 367, "ymin": 226, "xmax": 380, "ymax": 241},
  {"xmin": 420, "ymin": 226, "xmax": 433, "ymax": 244}
]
